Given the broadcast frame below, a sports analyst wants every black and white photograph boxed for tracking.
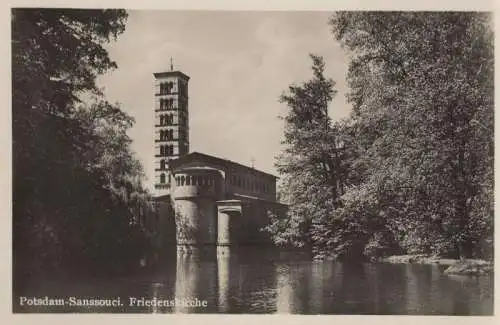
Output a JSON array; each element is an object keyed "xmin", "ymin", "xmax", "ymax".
[{"xmin": 10, "ymin": 5, "xmax": 494, "ymax": 316}]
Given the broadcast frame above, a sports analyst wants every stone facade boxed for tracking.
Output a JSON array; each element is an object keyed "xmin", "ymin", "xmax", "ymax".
[
  {"xmin": 168, "ymin": 152, "xmax": 286, "ymax": 247},
  {"xmin": 153, "ymin": 69, "xmax": 190, "ymax": 196}
]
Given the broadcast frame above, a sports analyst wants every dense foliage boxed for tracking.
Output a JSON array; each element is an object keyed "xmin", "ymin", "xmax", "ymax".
[
  {"xmin": 266, "ymin": 12, "xmax": 493, "ymax": 260},
  {"xmin": 12, "ymin": 9, "xmax": 152, "ymax": 277}
]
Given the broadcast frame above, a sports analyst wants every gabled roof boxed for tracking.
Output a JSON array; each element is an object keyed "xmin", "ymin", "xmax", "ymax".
[{"xmin": 169, "ymin": 152, "xmax": 278, "ymax": 179}]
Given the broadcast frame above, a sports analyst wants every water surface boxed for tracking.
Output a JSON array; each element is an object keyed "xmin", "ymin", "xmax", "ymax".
[{"xmin": 14, "ymin": 247, "xmax": 493, "ymax": 315}]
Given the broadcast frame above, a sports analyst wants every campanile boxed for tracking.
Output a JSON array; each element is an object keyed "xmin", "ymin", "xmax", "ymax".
[{"xmin": 153, "ymin": 62, "xmax": 190, "ymax": 195}]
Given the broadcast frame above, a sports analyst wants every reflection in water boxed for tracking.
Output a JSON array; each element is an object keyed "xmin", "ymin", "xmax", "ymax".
[
  {"xmin": 309, "ymin": 262, "xmax": 322, "ymax": 313},
  {"xmin": 14, "ymin": 247, "xmax": 493, "ymax": 315},
  {"xmin": 404, "ymin": 263, "xmax": 421, "ymax": 313},
  {"xmin": 216, "ymin": 246, "xmax": 233, "ymax": 312},
  {"xmin": 275, "ymin": 264, "xmax": 292, "ymax": 313},
  {"xmin": 174, "ymin": 249, "xmax": 218, "ymax": 313}
]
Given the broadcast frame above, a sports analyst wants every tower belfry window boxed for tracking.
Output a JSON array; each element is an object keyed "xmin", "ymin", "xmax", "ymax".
[{"xmin": 163, "ymin": 82, "xmax": 173, "ymax": 94}]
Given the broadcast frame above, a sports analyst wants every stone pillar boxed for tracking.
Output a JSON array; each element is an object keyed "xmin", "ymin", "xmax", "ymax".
[
  {"xmin": 216, "ymin": 200, "xmax": 245, "ymax": 246},
  {"xmin": 217, "ymin": 211, "xmax": 231, "ymax": 246}
]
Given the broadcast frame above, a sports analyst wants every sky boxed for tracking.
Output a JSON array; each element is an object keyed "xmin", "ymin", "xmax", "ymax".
[{"xmin": 96, "ymin": 10, "xmax": 353, "ymax": 191}]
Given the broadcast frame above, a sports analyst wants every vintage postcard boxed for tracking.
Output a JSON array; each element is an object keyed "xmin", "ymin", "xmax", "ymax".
[{"xmin": 5, "ymin": 0, "xmax": 496, "ymax": 323}]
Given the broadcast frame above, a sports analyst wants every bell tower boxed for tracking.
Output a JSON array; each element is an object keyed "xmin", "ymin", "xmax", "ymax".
[{"xmin": 153, "ymin": 61, "xmax": 190, "ymax": 195}]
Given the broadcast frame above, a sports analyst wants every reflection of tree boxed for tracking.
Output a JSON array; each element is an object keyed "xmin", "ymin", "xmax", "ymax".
[{"xmin": 175, "ymin": 210, "xmax": 198, "ymax": 244}]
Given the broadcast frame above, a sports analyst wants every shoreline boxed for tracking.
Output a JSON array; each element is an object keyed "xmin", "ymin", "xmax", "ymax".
[{"xmin": 378, "ymin": 254, "xmax": 493, "ymax": 275}]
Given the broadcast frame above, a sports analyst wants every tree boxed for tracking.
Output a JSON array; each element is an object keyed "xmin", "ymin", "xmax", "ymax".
[
  {"xmin": 264, "ymin": 55, "xmax": 357, "ymax": 258},
  {"xmin": 12, "ymin": 9, "xmax": 152, "ymax": 277},
  {"xmin": 329, "ymin": 12, "xmax": 494, "ymax": 259},
  {"xmin": 12, "ymin": 9, "xmax": 127, "ymax": 114}
]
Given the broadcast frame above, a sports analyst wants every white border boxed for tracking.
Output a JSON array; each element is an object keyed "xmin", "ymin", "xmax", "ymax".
[{"xmin": 1, "ymin": 1, "xmax": 498, "ymax": 324}]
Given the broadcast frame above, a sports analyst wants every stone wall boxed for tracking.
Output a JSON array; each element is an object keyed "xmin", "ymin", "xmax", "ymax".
[{"xmin": 173, "ymin": 168, "xmax": 222, "ymax": 245}]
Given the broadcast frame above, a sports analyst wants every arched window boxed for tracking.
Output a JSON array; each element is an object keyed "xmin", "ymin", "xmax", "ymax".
[
  {"xmin": 168, "ymin": 174, "xmax": 171, "ymax": 184},
  {"xmin": 160, "ymin": 173, "xmax": 166, "ymax": 184},
  {"xmin": 181, "ymin": 175, "xmax": 185, "ymax": 186},
  {"xmin": 160, "ymin": 130, "xmax": 166, "ymax": 141},
  {"xmin": 176, "ymin": 176, "xmax": 180, "ymax": 186},
  {"xmin": 160, "ymin": 160, "xmax": 166, "ymax": 170},
  {"xmin": 169, "ymin": 129, "xmax": 174, "ymax": 140},
  {"xmin": 161, "ymin": 83, "xmax": 168, "ymax": 95},
  {"xmin": 186, "ymin": 176, "xmax": 191, "ymax": 186}
]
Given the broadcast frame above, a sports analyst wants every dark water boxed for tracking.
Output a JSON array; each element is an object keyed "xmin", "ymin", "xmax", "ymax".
[{"xmin": 14, "ymin": 247, "xmax": 493, "ymax": 315}]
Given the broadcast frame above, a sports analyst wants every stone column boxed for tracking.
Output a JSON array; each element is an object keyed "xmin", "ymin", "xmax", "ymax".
[{"xmin": 216, "ymin": 200, "xmax": 244, "ymax": 246}]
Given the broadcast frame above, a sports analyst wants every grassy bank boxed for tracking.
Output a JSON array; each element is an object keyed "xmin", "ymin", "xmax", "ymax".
[{"xmin": 378, "ymin": 255, "xmax": 493, "ymax": 275}]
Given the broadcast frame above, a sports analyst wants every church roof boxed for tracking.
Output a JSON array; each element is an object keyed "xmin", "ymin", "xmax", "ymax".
[
  {"xmin": 169, "ymin": 152, "xmax": 278, "ymax": 179},
  {"xmin": 153, "ymin": 70, "xmax": 190, "ymax": 80}
]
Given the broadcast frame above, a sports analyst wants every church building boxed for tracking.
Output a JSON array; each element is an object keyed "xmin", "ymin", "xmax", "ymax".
[{"xmin": 147, "ymin": 64, "xmax": 286, "ymax": 252}]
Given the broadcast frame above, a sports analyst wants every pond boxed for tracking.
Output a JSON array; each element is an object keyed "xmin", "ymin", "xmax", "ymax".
[{"xmin": 14, "ymin": 247, "xmax": 493, "ymax": 315}]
